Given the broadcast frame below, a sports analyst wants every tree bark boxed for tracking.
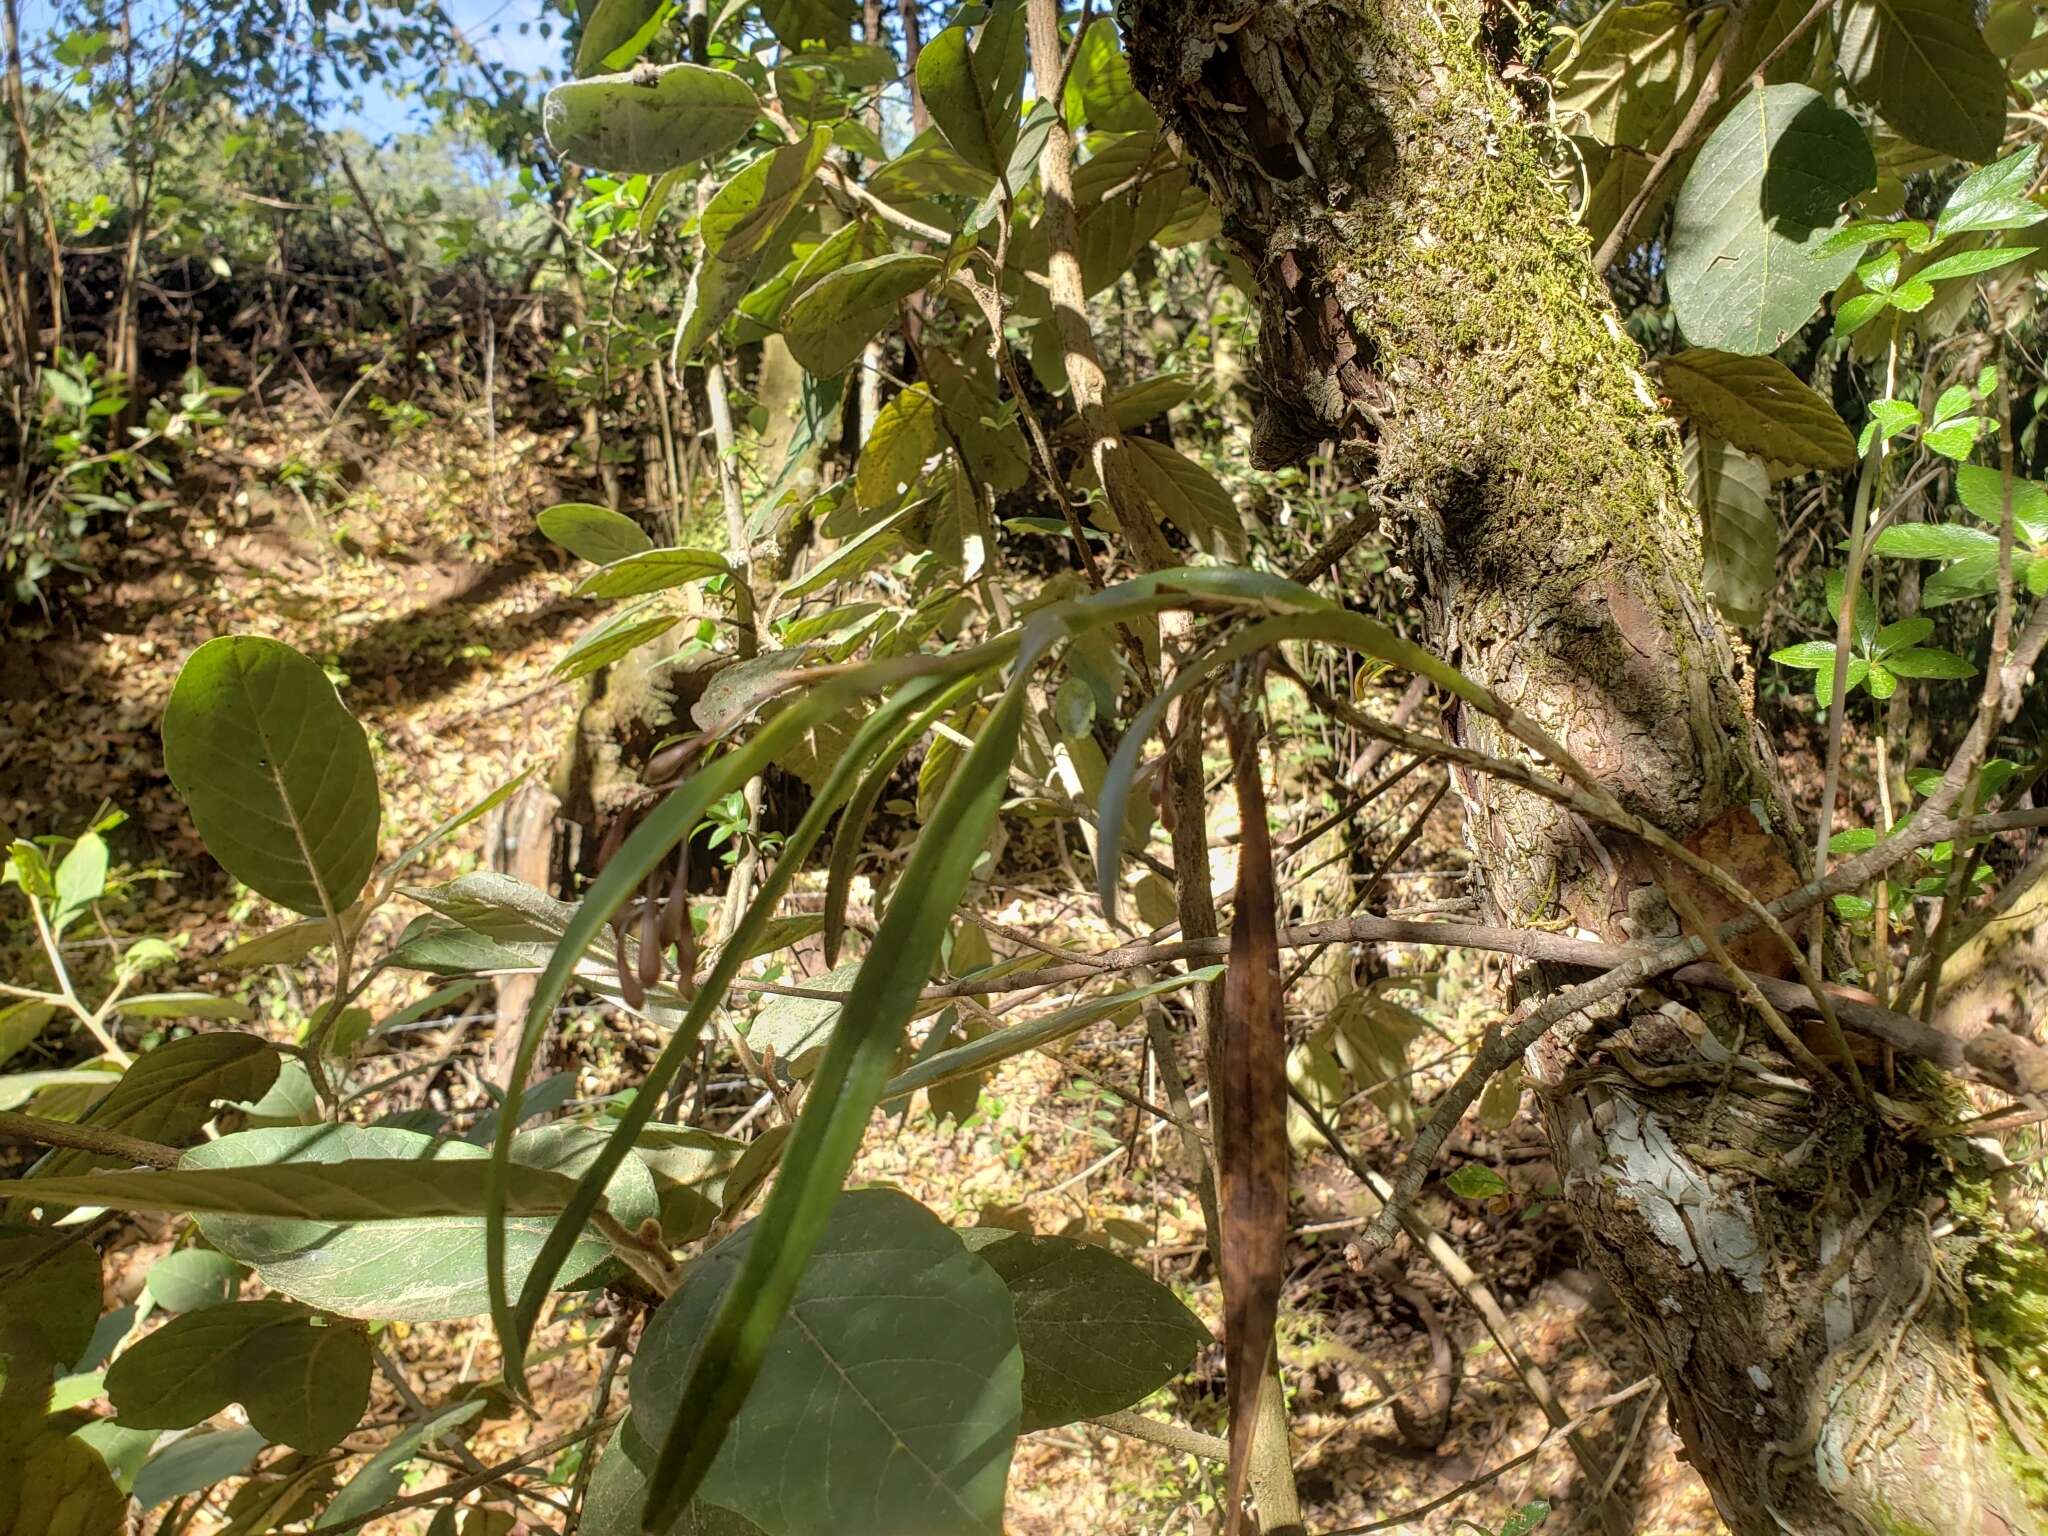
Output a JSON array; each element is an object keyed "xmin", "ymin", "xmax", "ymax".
[{"xmin": 1121, "ymin": 4, "xmax": 2044, "ymax": 1532}]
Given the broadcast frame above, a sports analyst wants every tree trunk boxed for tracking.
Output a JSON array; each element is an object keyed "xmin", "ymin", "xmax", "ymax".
[{"xmin": 1121, "ymin": 4, "xmax": 2044, "ymax": 1532}]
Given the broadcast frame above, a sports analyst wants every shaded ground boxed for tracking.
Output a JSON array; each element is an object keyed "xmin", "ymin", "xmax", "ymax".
[{"xmin": 0, "ymin": 386, "xmax": 1725, "ymax": 1533}]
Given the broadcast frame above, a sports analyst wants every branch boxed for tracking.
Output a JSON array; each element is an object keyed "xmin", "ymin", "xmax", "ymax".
[
  {"xmin": 725, "ymin": 883, "xmax": 2048, "ymax": 1095},
  {"xmin": 311, "ymin": 1414, "xmax": 621, "ymax": 1536},
  {"xmin": 0, "ymin": 1110, "xmax": 181, "ymax": 1168},
  {"xmin": 1084, "ymin": 1409, "xmax": 1230, "ymax": 1462}
]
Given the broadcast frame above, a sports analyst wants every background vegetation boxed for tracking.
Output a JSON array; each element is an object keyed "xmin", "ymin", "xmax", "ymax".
[{"xmin": 2, "ymin": 0, "xmax": 2045, "ymax": 1533}]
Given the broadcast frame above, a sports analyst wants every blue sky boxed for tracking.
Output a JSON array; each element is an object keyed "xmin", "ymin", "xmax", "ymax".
[
  {"xmin": 336, "ymin": 0, "xmax": 567, "ymax": 139},
  {"xmin": 20, "ymin": 0, "xmax": 570, "ymax": 142}
]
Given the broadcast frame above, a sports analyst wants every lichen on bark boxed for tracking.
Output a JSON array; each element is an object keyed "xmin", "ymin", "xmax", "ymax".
[{"xmin": 1121, "ymin": 1, "xmax": 2047, "ymax": 1530}]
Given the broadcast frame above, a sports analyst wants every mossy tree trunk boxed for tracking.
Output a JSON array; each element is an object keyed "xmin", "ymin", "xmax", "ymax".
[{"xmin": 1121, "ymin": 4, "xmax": 2042, "ymax": 1532}]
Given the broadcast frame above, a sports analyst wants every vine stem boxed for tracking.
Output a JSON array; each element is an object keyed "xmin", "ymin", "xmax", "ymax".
[{"xmin": 1811, "ymin": 321, "xmax": 1899, "ymax": 977}]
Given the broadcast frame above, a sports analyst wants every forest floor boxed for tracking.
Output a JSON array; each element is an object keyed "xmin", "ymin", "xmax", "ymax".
[{"xmin": 0, "ymin": 384, "xmax": 1727, "ymax": 1535}]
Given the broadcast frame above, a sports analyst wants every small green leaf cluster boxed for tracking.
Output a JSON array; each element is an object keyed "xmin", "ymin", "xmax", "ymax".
[
  {"xmin": 1770, "ymin": 573, "xmax": 1975, "ymax": 706},
  {"xmin": 1828, "ymin": 148, "xmax": 2045, "ymax": 341}
]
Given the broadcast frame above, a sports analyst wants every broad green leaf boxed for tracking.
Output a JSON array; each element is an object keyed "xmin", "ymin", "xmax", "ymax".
[
  {"xmin": 678, "ymin": 135, "xmax": 832, "ymax": 360},
  {"xmin": 631, "ymin": 1189, "xmax": 1021, "ymax": 1536},
  {"xmin": 676, "ymin": 248, "xmax": 764, "ymax": 365},
  {"xmin": 1666, "ymin": 84, "xmax": 1875, "ymax": 352},
  {"xmin": 1914, "ymin": 245, "xmax": 2036, "ymax": 284},
  {"xmin": 105, "ymin": 1300, "xmax": 370, "ymax": 1453},
  {"xmin": 24, "ymin": 1032, "xmax": 279, "ymax": 1185},
  {"xmin": 782, "ymin": 253, "xmax": 943, "ymax": 377},
  {"xmin": 6, "ymin": 836, "xmax": 55, "ymax": 899},
  {"xmin": 631, "ymin": 1127, "xmax": 752, "ymax": 1246},
  {"xmin": 384, "ymin": 915, "xmax": 560, "ymax": 978},
  {"xmin": 403, "ymin": 871, "xmax": 592, "ymax": 948},
  {"xmin": 544, "ymin": 64, "xmax": 762, "ymax": 174},
  {"xmin": 131, "ymin": 1426, "xmax": 266, "ymax": 1510},
  {"xmin": 1661, "ymin": 350, "xmax": 1855, "ymax": 472},
  {"xmin": 1056, "ymin": 374, "xmax": 1198, "ymax": 440},
  {"xmin": 0, "ymin": 1000, "xmax": 56, "ymax": 1069},
  {"xmin": 162, "ymin": 636, "xmax": 382, "ymax": 918},
  {"xmin": 1924, "ymin": 549, "xmax": 2004, "ymax": 605},
  {"xmin": 1838, "ymin": 0, "xmax": 2004, "ymax": 162},
  {"xmin": 116, "ymin": 993, "xmax": 251, "ymax": 1022},
  {"xmin": 1932, "ymin": 382, "xmax": 1977, "ymax": 423},
  {"xmin": 1818, "ymin": 216, "xmax": 1932, "ymax": 255},
  {"xmin": 314, "ymin": 1402, "xmax": 484, "ymax": 1529},
  {"xmin": 1062, "ymin": 19, "xmax": 1156, "ymax": 133},
  {"xmin": 1071, "ymin": 136, "xmax": 1185, "ymax": 295},
  {"xmin": 702, "ymin": 128, "xmax": 831, "ymax": 265},
  {"xmin": 538, "ymin": 503, "xmax": 654, "ymax": 565},
  {"xmin": 576, "ymin": 547, "xmax": 732, "ymax": 599},
  {"xmin": 916, "ymin": 3, "xmax": 1025, "ymax": 179},
  {"xmin": 13, "ymin": 1154, "xmax": 581, "ymax": 1223},
  {"xmin": 2, "ymin": 1428, "xmax": 124, "ymax": 1532},
  {"xmin": 145, "ymin": 1248, "xmax": 242, "ymax": 1312},
  {"xmin": 573, "ymin": 0, "xmax": 666, "ymax": 76},
  {"xmin": 924, "ymin": 349, "xmax": 1029, "ymax": 494},
  {"xmin": 0, "ymin": 1068, "xmax": 118, "ymax": 1115},
  {"xmin": 1542, "ymin": 0, "xmax": 1686, "ymax": 144},
  {"xmin": 1832, "ymin": 291, "xmax": 1893, "ymax": 339},
  {"xmin": 1936, "ymin": 145, "xmax": 2047, "ymax": 238},
  {"xmin": 957, "ymin": 1230, "xmax": 1207, "ymax": 1430},
  {"xmin": 1120, "ymin": 438, "xmax": 1243, "ymax": 558},
  {"xmin": 867, "ymin": 126, "xmax": 997, "ymax": 204},
  {"xmin": 213, "ymin": 908, "xmax": 361, "ymax": 970},
  {"xmin": 1955, "ymin": 465, "xmax": 2048, "ymax": 542},
  {"xmin": 1875, "ymin": 616, "xmax": 1934, "ymax": 652},
  {"xmin": 1684, "ymin": 433, "xmax": 1774, "ymax": 627},
  {"xmin": 855, "ymin": 384, "xmax": 941, "ymax": 511},
  {"xmin": 1923, "ymin": 415, "xmax": 1991, "ymax": 459},
  {"xmin": 756, "ymin": 0, "xmax": 855, "ymax": 49},
  {"xmin": 51, "ymin": 831, "xmax": 107, "ymax": 934},
  {"xmin": 1445, "ymin": 1165, "xmax": 1509, "ymax": 1199},
  {"xmin": 1769, "ymin": 640, "xmax": 1839, "ymax": 668},
  {"xmin": 1872, "ymin": 522, "xmax": 1998, "ymax": 559},
  {"xmin": 1867, "ymin": 661, "xmax": 1898, "ymax": 698},
  {"xmin": 1884, "ymin": 646, "xmax": 1976, "ymax": 678},
  {"xmin": 581, "ymin": 1425, "xmax": 765, "ymax": 1536},
  {"xmin": 0, "ymin": 1226, "xmax": 103, "ymax": 1370},
  {"xmin": 1858, "ymin": 396, "xmax": 1921, "ymax": 454},
  {"xmin": 173, "ymin": 1125, "xmax": 653, "ymax": 1322},
  {"xmin": 744, "ymin": 221, "xmax": 880, "ymax": 338},
  {"xmin": 557, "ymin": 607, "xmax": 683, "ymax": 681},
  {"xmin": 1814, "ymin": 654, "xmax": 1870, "ymax": 707},
  {"xmin": 746, "ymin": 961, "xmax": 859, "ymax": 1077}
]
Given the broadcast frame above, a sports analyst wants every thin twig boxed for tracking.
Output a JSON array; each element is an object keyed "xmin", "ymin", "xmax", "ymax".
[{"xmin": 1316, "ymin": 1378, "xmax": 1658, "ymax": 1535}]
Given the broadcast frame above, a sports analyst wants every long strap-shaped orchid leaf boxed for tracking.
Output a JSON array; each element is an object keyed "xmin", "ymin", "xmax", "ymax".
[
  {"xmin": 636, "ymin": 628, "xmax": 1051, "ymax": 1534},
  {"xmin": 484, "ymin": 661, "xmax": 991, "ymax": 1382}
]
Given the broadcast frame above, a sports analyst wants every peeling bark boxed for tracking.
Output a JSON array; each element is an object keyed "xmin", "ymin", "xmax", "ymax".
[{"xmin": 1120, "ymin": 3, "xmax": 2044, "ymax": 1531}]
